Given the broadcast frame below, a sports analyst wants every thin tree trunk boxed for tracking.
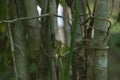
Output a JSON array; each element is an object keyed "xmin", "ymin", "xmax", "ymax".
[
  {"xmin": 23, "ymin": 0, "xmax": 41, "ymax": 80},
  {"xmin": 93, "ymin": 0, "xmax": 112, "ymax": 80},
  {"xmin": 63, "ymin": 3, "xmax": 71, "ymax": 46},
  {"xmin": 13, "ymin": 22, "xmax": 29, "ymax": 80},
  {"xmin": 40, "ymin": 0, "xmax": 58, "ymax": 80},
  {"xmin": 24, "ymin": 0, "xmax": 40, "ymax": 56},
  {"xmin": 48, "ymin": 0, "xmax": 58, "ymax": 80},
  {"xmin": 71, "ymin": 0, "xmax": 87, "ymax": 80},
  {"xmin": 13, "ymin": 0, "xmax": 29, "ymax": 80},
  {"xmin": 40, "ymin": 0, "xmax": 52, "ymax": 80}
]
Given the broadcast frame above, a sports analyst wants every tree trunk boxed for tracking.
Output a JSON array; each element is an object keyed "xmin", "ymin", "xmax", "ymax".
[
  {"xmin": 40, "ymin": 0, "xmax": 58, "ymax": 80},
  {"xmin": 23, "ymin": 0, "xmax": 42, "ymax": 80},
  {"xmin": 93, "ymin": 0, "xmax": 112, "ymax": 80},
  {"xmin": 48, "ymin": 0, "xmax": 58, "ymax": 80},
  {"xmin": 24, "ymin": 0, "xmax": 40, "ymax": 57},
  {"xmin": 71, "ymin": 0, "xmax": 87, "ymax": 80},
  {"xmin": 63, "ymin": 3, "xmax": 71, "ymax": 46},
  {"xmin": 13, "ymin": 0, "xmax": 29, "ymax": 80}
]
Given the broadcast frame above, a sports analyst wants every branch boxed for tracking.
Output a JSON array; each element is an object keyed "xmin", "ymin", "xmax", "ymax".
[{"xmin": 0, "ymin": 13, "xmax": 50, "ymax": 24}]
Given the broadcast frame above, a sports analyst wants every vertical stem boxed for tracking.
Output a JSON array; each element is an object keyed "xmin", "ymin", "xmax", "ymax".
[
  {"xmin": 48, "ymin": 0, "xmax": 58, "ymax": 80},
  {"xmin": 65, "ymin": 0, "xmax": 79, "ymax": 80},
  {"xmin": 93, "ymin": 0, "xmax": 112, "ymax": 80},
  {"xmin": 24, "ymin": 0, "xmax": 41, "ymax": 80},
  {"xmin": 13, "ymin": 0, "xmax": 29, "ymax": 80},
  {"xmin": 71, "ymin": 0, "xmax": 87, "ymax": 80}
]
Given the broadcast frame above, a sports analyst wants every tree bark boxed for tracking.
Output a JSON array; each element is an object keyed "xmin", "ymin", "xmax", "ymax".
[
  {"xmin": 13, "ymin": 0, "xmax": 29, "ymax": 80},
  {"xmin": 93, "ymin": 0, "xmax": 112, "ymax": 80},
  {"xmin": 23, "ymin": 0, "xmax": 42, "ymax": 80},
  {"xmin": 40, "ymin": 0, "xmax": 58, "ymax": 80},
  {"xmin": 71, "ymin": 0, "xmax": 87, "ymax": 80}
]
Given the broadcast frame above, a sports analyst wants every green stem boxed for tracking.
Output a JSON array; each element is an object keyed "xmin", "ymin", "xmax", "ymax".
[
  {"xmin": 64, "ymin": 0, "xmax": 79, "ymax": 80},
  {"xmin": 58, "ymin": 58, "xmax": 64, "ymax": 80}
]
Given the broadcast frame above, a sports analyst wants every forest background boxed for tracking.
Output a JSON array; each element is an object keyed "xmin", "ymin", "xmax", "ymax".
[{"xmin": 0, "ymin": 0, "xmax": 120, "ymax": 80}]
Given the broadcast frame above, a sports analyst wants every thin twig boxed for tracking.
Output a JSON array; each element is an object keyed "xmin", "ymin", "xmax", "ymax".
[{"xmin": 0, "ymin": 13, "xmax": 50, "ymax": 24}]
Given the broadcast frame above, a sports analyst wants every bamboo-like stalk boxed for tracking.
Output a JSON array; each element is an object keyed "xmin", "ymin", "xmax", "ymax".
[
  {"xmin": 40, "ymin": 0, "xmax": 53, "ymax": 80},
  {"xmin": 23, "ymin": 0, "xmax": 42, "ymax": 80},
  {"xmin": 48, "ymin": 0, "xmax": 58, "ymax": 80},
  {"xmin": 40, "ymin": 0, "xmax": 58, "ymax": 80},
  {"xmin": 57, "ymin": 1, "xmax": 71, "ymax": 80},
  {"xmin": 70, "ymin": 0, "xmax": 87, "ymax": 80},
  {"xmin": 62, "ymin": 2, "xmax": 71, "ymax": 47},
  {"xmin": 24, "ymin": 0, "xmax": 40, "ymax": 52},
  {"xmin": 93, "ymin": 0, "xmax": 112, "ymax": 80},
  {"xmin": 13, "ymin": 22, "xmax": 29, "ymax": 80},
  {"xmin": 64, "ymin": 0, "xmax": 79, "ymax": 80},
  {"xmin": 13, "ymin": 0, "xmax": 29, "ymax": 80}
]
